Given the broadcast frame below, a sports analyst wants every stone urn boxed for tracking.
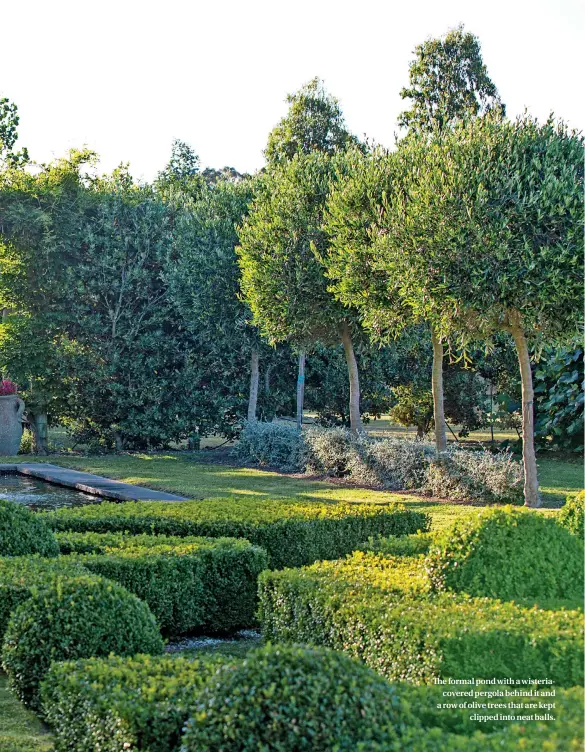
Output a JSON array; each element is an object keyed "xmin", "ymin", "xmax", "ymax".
[{"xmin": 0, "ymin": 394, "xmax": 25, "ymax": 456}]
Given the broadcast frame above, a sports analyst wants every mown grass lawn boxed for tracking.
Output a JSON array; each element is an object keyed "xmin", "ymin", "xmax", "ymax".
[
  {"xmin": 5, "ymin": 451, "xmax": 582, "ymax": 530},
  {"xmin": 0, "ymin": 674, "xmax": 53, "ymax": 750}
]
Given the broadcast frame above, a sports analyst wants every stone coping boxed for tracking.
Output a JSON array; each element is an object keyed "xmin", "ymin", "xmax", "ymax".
[{"xmin": 0, "ymin": 463, "xmax": 189, "ymax": 502}]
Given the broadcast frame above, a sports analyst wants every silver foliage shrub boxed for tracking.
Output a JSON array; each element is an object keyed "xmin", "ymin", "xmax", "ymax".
[
  {"xmin": 234, "ymin": 420, "xmax": 305, "ymax": 472},
  {"xmin": 236, "ymin": 422, "xmax": 523, "ymax": 503}
]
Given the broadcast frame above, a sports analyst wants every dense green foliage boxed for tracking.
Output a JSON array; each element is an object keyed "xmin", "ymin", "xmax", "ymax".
[
  {"xmin": 180, "ymin": 644, "xmax": 407, "ymax": 751},
  {"xmin": 557, "ymin": 490, "xmax": 584, "ymax": 538},
  {"xmin": 534, "ymin": 343, "xmax": 584, "ymax": 451},
  {"xmin": 60, "ymin": 533, "xmax": 268, "ymax": 633},
  {"xmin": 398, "ymin": 25, "xmax": 503, "ymax": 134},
  {"xmin": 0, "ymin": 556, "xmax": 89, "ymax": 639},
  {"xmin": 42, "ymin": 653, "xmax": 233, "ymax": 752},
  {"xmin": 2, "ymin": 574, "xmax": 164, "ymax": 708},
  {"xmin": 259, "ymin": 552, "xmax": 583, "ymax": 686},
  {"xmin": 426, "ymin": 507, "xmax": 584, "ymax": 600},
  {"xmin": 44, "ymin": 498, "xmax": 428, "ymax": 568},
  {"xmin": 0, "ymin": 500, "xmax": 59, "ymax": 558},
  {"xmin": 264, "ymin": 77, "xmax": 360, "ymax": 165}
]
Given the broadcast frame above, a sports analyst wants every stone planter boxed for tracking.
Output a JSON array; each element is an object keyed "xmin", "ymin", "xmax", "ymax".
[{"xmin": 0, "ymin": 394, "xmax": 25, "ymax": 456}]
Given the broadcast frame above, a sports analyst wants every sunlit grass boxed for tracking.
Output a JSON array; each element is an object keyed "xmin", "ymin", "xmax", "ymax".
[
  {"xmin": 0, "ymin": 673, "xmax": 52, "ymax": 749},
  {"xmin": 6, "ymin": 450, "xmax": 581, "ymax": 532}
]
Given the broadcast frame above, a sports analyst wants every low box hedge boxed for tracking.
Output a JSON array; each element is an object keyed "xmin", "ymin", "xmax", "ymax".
[
  {"xmin": 180, "ymin": 644, "xmax": 411, "ymax": 752},
  {"xmin": 0, "ymin": 556, "xmax": 91, "ymax": 639},
  {"xmin": 42, "ymin": 653, "xmax": 233, "ymax": 752},
  {"xmin": 3, "ymin": 574, "xmax": 164, "ymax": 709},
  {"xmin": 44, "ymin": 498, "xmax": 430, "ymax": 568},
  {"xmin": 558, "ymin": 490, "xmax": 584, "ymax": 538},
  {"xmin": 60, "ymin": 533, "xmax": 269, "ymax": 634},
  {"xmin": 0, "ymin": 500, "xmax": 59, "ymax": 558},
  {"xmin": 259, "ymin": 552, "xmax": 584, "ymax": 686},
  {"xmin": 425, "ymin": 506, "xmax": 584, "ymax": 602}
]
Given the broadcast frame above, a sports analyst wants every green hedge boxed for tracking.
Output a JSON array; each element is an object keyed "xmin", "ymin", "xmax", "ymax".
[
  {"xmin": 44, "ymin": 498, "xmax": 430, "ymax": 568},
  {"xmin": 42, "ymin": 653, "xmax": 232, "ymax": 752},
  {"xmin": 259, "ymin": 552, "xmax": 584, "ymax": 686},
  {"xmin": 558, "ymin": 490, "xmax": 584, "ymax": 538},
  {"xmin": 40, "ymin": 648, "xmax": 584, "ymax": 752},
  {"xmin": 0, "ymin": 556, "xmax": 91, "ymax": 639},
  {"xmin": 359, "ymin": 531, "xmax": 435, "ymax": 557},
  {"xmin": 0, "ymin": 500, "xmax": 59, "ymax": 558},
  {"xmin": 2, "ymin": 574, "xmax": 164, "ymax": 709},
  {"xmin": 61, "ymin": 533, "xmax": 269, "ymax": 634},
  {"xmin": 425, "ymin": 507, "xmax": 584, "ymax": 601},
  {"xmin": 180, "ymin": 644, "xmax": 409, "ymax": 752}
]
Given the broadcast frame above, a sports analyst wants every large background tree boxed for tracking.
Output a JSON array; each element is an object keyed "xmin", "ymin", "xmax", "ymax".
[{"xmin": 398, "ymin": 24, "xmax": 504, "ymax": 134}]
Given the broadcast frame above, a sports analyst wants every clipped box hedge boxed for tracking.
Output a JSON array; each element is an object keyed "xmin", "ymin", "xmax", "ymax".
[
  {"xmin": 44, "ymin": 498, "xmax": 430, "ymax": 568},
  {"xmin": 0, "ymin": 556, "xmax": 92, "ymax": 639},
  {"xmin": 59, "ymin": 533, "xmax": 268, "ymax": 634},
  {"xmin": 42, "ymin": 653, "xmax": 233, "ymax": 752},
  {"xmin": 3, "ymin": 574, "xmax": 164, "ymax": 708},
  {"xmin": 425, "ymin": 506, "xmax": 584, "ymax": 602},
  {"xmin": 259, "ymin": 552, "xmax": 584, "ymax": 686},
  {"xmin": 180, "ymin": 644, "xmax": 409, "ymax": 752},
  {"xmin": 0, "ymin": 500, "xmax": 59, "ymax": 558}
]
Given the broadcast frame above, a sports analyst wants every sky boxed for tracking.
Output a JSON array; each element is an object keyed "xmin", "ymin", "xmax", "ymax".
[{"xmin": 1, "ymin": 0, "xmax": 583, "ymax": 182}]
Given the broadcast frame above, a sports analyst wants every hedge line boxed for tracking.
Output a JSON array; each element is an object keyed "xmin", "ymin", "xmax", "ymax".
[
  {"xmin": 259, "ymin": 552, "xmax": 584, "ymax": 686},
  {"xmin": 0, "ymin": 556, "xmax": 91, "ymax": 639},
  {"xmin": 62, "ymin": 534, "xmax": 269, "ymax": 634},
  {"xmin": 0, "ymin": 500, "xmax": 59, "ymax": 558},
  {"xmin": 41, "ymin": 649, "xmax": 584, "ymax": 752},
  {"xmin": 44, "ymin": 498, "xmax": 430, "ymax": 568},
  {"xmin": 42, "ymin": 653, "xmax": 232, "ymax": 752},
  {"xmin": 3, "ymin": 574, "xmax": 163, "ymax": 708},
  {"xmin": 425, "ymin": 507, "xmax": 584, "ymax": 602}
]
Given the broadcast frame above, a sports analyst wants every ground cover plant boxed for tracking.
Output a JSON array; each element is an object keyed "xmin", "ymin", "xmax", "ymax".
[
  {"xmin": 59, "ymin": 533, "xmax": 268, "ymax": 634},
  {"xmin": 44, "ymin": 497, "xmax": 429, "ymax": 569}
]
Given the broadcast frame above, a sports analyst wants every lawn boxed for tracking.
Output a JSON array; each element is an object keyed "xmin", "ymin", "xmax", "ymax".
[
  {"xmin": 0, "ymin": 674, "xmax": 53, "ymax": 750},
  {"xmin": 5, "ymin": 451, "xmax": 583, "ymax": 531}
]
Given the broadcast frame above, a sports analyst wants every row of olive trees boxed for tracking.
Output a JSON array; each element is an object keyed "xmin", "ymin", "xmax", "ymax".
[{"xmin": 236, "ymin": 28, "xmax": 583, "ymax": 508}]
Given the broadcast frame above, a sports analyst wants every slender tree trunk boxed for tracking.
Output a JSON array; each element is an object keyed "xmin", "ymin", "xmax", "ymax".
[
  {"xmin": 431, "ymin": 328, "xmax": 447, "ymax": 453},
  {"xmin": 508, "ymin": 315, "xmax": 541, "ymax": 508},
  {"xmin": 340, "ymin": 322, "xmax": 362, "ymax": 434},
  {"xmin": 248, "ymin": 348, "xmax": 259, "ymax": 423},
  {"xmin": 296, "ymin": 351, "xmax": 306, "ymax": 429},
  {"xmin": 264, "ymin": 364, "xmax": 272, "ymax": 396},
  {"xmin": 30, "ymin": 412, "xmax": 49, "ymax": 455}
]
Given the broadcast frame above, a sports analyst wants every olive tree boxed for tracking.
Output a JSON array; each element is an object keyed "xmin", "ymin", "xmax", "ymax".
[
  {"xmin": 237, "ymin": 152, "xmax": 365, "ymax": 433},
  {"xmin": 381, "ymin": 114, "xmax": 583, "ymax": 506}
]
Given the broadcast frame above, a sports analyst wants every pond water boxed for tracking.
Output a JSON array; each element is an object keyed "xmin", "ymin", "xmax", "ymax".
[{"xmin": 0, "ymin": 472, "xmax": 103, "ymax": 511}]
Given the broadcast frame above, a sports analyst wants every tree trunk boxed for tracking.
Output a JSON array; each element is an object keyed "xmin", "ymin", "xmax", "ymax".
[
  {"xmin": 509, "ymin": 316, "xmax": 541, "ymax": 508},
  {"xmin": 264, "ymin": 364, "xmax": 272, "ymax": 396},
  {"xmin": 296, "ymin": 351, "xmax": 306, "ymax": 429},
  {"xmin": 247, "ymin": 348, "xmax": 259, "ymax": 423},
  {"xmin": 431, "ymin": 328, "xmax": 448, "ymax": 453},
  {"xmin": 30, "ymin": 412, "xmax": 49, "ymax": 455},
  {"xmin": 340, "ymin": 322, "xmax": 362, "ymax": 434}
]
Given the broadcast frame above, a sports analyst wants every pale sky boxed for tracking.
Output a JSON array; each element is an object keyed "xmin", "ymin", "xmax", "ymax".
[{"xmin": 2, "ymin": 0, "xmax": 583, "ymax": 182}]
